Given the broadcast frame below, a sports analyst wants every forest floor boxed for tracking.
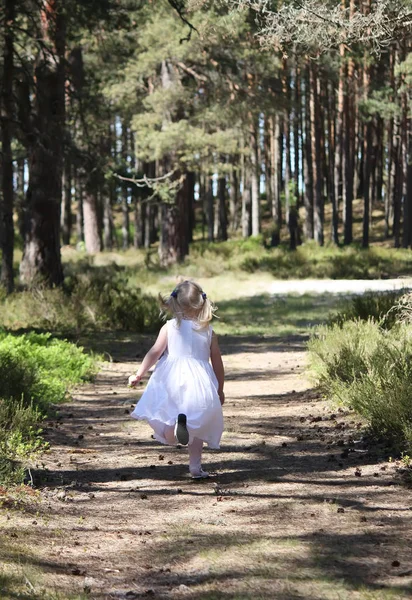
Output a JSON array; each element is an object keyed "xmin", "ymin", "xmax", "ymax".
[{"xmin": 2, "ymin": 325, "xmax": 412, "ymax": 600}]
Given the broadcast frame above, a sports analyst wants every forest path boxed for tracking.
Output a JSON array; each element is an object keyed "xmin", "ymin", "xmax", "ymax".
[{"xmin": 2, "ymin": 333, "xmax": 412, "ymax": 600}]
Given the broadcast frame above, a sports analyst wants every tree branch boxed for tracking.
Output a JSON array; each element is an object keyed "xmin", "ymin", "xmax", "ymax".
[{"xmin": 167, "ymin": 0, "xmax": 199, "ymax": 43}]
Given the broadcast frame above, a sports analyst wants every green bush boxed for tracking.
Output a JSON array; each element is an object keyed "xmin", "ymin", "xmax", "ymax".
[
  {"xmin": 0, "ymin": 331, "xmax": 98, "ymax": 484},
  {"xmin": 329, "ymin": 290, "xmax": 407, "ymax": 329},
  {"xmin": 0, "ymin": 266, "xmax": 161, "ymax": 333},
  {"xmin": 308, "ymin": 320, "xmax": 412, "ymax": 453}
]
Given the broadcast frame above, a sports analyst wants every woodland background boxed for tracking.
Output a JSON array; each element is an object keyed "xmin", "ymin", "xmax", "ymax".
[{"xmin": 0, "ymin": 0, "xmax": 411, "ymax": 294}]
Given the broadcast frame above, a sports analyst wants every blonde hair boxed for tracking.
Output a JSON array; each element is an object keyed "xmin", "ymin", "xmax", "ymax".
[{"xmin": 159, "ymin": 280, "xmax": 216, "ymax": 329}]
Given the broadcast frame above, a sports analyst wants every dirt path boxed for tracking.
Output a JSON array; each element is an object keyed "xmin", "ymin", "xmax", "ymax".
[{"xmin": 2, "ymin": 334, "xmax": 412, "ymax": 600}]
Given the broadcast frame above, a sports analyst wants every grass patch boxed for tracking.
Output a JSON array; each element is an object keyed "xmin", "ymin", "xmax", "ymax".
[
  {"xmin": 308, "ymin": 320, "xmax": 412, "ymax": 453},
  {"xmin": 0, "ymin": 262, "xmax": 161, "ymax": 333},
  {"xmin": 329, "ymin": 290, "xmax": 408, "ymax": 329},
  {"xmin": 66, "ymin": 240, "xmax": 412, "ymax": 284},
  {"xmin": 214, "ymin": 293, "xmax": 345, "ymax": 337},
  {"xmin": 0, "ymin": 331, "xmax": 98, "ymax": 484}
]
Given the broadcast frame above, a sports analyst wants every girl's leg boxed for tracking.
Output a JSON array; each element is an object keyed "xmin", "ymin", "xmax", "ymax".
[
  {"xmin": 163, "ymin": 424, "xmax": 176, "ymax": 445},
  {"xmin": 189, "ymin": 437, "xmax": 207, "ymax": 476}
]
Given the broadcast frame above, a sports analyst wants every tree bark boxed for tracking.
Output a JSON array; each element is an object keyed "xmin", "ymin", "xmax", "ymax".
[
  {"xmin": 303, "ymin": 69, "xmax": 314, "ymax": 240},
  {"xmin": 217, "ymin": 171, "xmax": 228, "ymax": 241},
  {"xmin": 1, "ymin": 0, "xmax": 15, "ymax": 292},
  {"xmin": 362, "ymin": 43, "xmax": 372, "ymax": 249},
  {"xmin": 270, "ymin": 114, "xmax": 282, "ymax": 246},
  {"xmin": 310, "ymin": 61, "xmax": 324, "ymax": 245},
  {"xmin": 250, "ymin": 119, "xmax": 260, "ymax": 236},
  {"xmin": 327, "ymin": 79, "xmax": 339, "ymax": 244},
  {"xmin": 20, "ymin": 0, "xmax": 66, "ymax": 286},
  {"xmin": 121, "ymin": 119, "xmax": 130, "ymax": 250},
  {"xmin": 343, "ymin": 57, "xmax": 355, "ymax": 245},
  {"xmin": 61, "ymin": 159, "xmax": 72, "ymax": 245},
  {"xmin": 159, "ymin": 172, "xmax": 190, "ymax": 266},
  {"xmin": 206, "ymin": 176, "xmax": 214, "ymax": 242},
  {"xmin": 335, "ymin": 39, "xmax": 345, "ymax": 226},
  {"xmin": 229, "ymin": 164, "xmax": 239, "ymax": 232},
  {"xmin": 83, "ymin": 172, "xmax": 102, "ymax": 253}
]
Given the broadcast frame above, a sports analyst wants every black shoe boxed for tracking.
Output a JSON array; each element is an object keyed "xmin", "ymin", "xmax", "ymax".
[{"xmin": 174, "ymin": 414, "xmax": 189, "ymax": 446}]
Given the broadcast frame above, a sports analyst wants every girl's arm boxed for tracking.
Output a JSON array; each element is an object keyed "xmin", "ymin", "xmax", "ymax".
[
  {"xmin": 128, "ymin": 324, "xmax": 168, "ymax": 387},
  {"xmin": 210, "ymin": 331, "xmax": 225, "ymax": 405}
]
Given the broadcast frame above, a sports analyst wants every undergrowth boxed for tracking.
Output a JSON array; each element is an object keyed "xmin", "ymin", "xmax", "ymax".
[
  {"xmin": 0, "ymin": 264, "xmax": 161, "ymax": 333},
  {"xmin": 0, "ymin": 331, "xmax": 98, "ymax": 484},
  {"xmin": 308, "ymin": 319, "xmax": 412, "ymax": 454}
]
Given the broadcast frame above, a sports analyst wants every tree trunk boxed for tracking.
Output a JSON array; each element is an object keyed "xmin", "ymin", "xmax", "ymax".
[
  {"xmin": 303, "ymin": 69, "xmax": 314, "ymax": 240},
  {"xmin": 241, "ymin": 166, "xmax": 251, "ymax": 239},
  {"xmin": 343, "ymin": 57, "xmax": 355, "ymax": 245},
  {"xmin": 294, "ymin": 59, "xmax": 301, "ymax": 209},
  {"xmin": 270, "ymin": 114, "xmax": 282, "ymax": 246},
  {"xmin": 217, "ymin": 172, "xmax": 228, "ymax": 241},
  {"xmin": 310, "ymin": 62, "xmax": 324, "ymax": 245},
  {"xmin": 159, "ymin": 172, "xmax": 189, "ymax": 265},
  {"xmin": 61, "ymin": 159, "xmax": 72, "ymax": 245},
  {"xmin": 406, "ymin": 118, "xmax": 412, "ymax": 248},
  {"xmin": 335, "ymin": 39, "xmax": 345, "ymax": 224},
  {"xmin": 83, "ymin": 172, "xmax": 102, "ymax": 253},
  {"xmin": 0, "ymin": 0, "xmax": 15, "ymax": 292},
  {"xmin": 20, "ymin": 0, "xmax": 65, "ymax": 286},
  {"xmin": 206, "ymin": 177, "xmax": 214, "ymax": 242},
  {"xmin": 187, "ymin": 171, "xmax": 195, "ymax": 243},
  {"xmin": 229, "ymin": 164, "xmax": 239, "ymax": 232},
  {"xmin": 362, "ymin": 46, "xmax": 372, "ymax": 249},
  {"xmin": 121, "ymin": 120, "xmax": 130, "ymax": 250},
  {"xmin": 250, "ymin": 120, "xmax": 260, "ymax": 236},
  {"xmin": 327, "ymin": 79, "xmax": 339, "ymax": 244}
]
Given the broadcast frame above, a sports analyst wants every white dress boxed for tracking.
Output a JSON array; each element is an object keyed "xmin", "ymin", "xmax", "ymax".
[{"xmin": 130, "ymin": 318, "xmax": 224, "ymax": 449}]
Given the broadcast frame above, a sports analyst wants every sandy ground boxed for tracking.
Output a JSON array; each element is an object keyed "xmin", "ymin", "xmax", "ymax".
[{"xmin": 1, "ymin": 333, "xmax": 412, "ymax": 600}]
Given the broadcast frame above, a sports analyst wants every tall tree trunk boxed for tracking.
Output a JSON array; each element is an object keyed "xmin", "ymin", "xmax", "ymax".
[
  {"xmin": 61, "ymin": 159, "xmax": 72, "ymax": 245},
  {"xmin": 0, "ymin": 0, "xmax": 15, "ymax": 292},
  {"xmin": 121, "ymin": 119, "xmax": 130, "ymax": 250},
  {"xmin": 393, "ymin": 47, "xmax": 404, "ymax": 248},
  {"xmin": 270, "ymin": 114, "xmax": 282, "ymax": 246},
  {"xmin": 20, "ymin": 0, "xmax": 65, "ymax": 286},
  {"xmin": 310, "ymin": 62, "xmax": 324, "ymax": 245},
  {"xmin": 83, "ymin": 172, "xmax": 102, "ymax": 253},
  {"xmin": 250, "ymin": 119, "xmax": 260, "ymax": 236},
  {"xmin": 229, "ymin": 163, "xmax": 239, "ymax": 232},
  {"xmin": 206, "ymin": 177, "xmax": 214, "ymax": 242},
  {"xmin": 362, "ymin": 49, "xmax": 372, "ymax": 249},
  {"xmin": 303, "ymin": 70, "xmax": 314, "ymax": 240},
  {"xmin": 406, "ymin": 117, "xmax": 412, "ymax": 248},
  {"xmin": 327, "ymin": 79, "xmax": 339, "ymax": 244},
  {"xmin": 187, "ymin": 171, "xmax": 195, "ymax": 243},
  {"xmin": 343, "ymin": 59, "xmax": 355, "ymax": 245},
  {"xmin": 342, "ymin": 1, "xmax": 355, "ymax": 245},
  {"xmin": 335, "ymin": 38, "xmax": 345, "ymax": 225},
  {"xmin": 241, "ymin": 158, "xmax": 251, "ymax": 239},
  {"xmin": 217, "ymin": 171, "xmax": 228, "ymax": 241},
  {"xmin": 75, "ymin": 173, "xmax": 84, "ymax": 243},
  {"xmin": 385, "ymin": 49, "xmax": 396, "ymax": 240},
  {"xmin": 294, "ymin": 59, "xmax": 301, "ymax": 210},
  {"xmin": 159, "ymin": 171, "xmax": 189, "ymax": 265},
  {"xmin": 401, "ymin": 51, "xmax": 410, "ymax": 248}
]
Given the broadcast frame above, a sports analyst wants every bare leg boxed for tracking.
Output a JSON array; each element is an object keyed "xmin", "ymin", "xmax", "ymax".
[
  {"xmin": 189, "ymin": 437, "xmax": 205, "ymax": 476},
  {"xmin": 163, "ymin": 424, "xmax": 176, "ymax": 445}
]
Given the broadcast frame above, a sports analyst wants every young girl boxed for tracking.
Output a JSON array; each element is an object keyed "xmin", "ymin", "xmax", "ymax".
[{"xmin": 128, "ymin": 280, "xmax": 224, "ymax": 479}]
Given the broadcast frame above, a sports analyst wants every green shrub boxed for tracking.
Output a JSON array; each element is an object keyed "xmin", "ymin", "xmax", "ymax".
[
  {"xmin": 0, "ymin": 267, "xmax": 161, "ymax": 333},
  {"xmin": 0, "ymin": 331, "xmax": 98, "ymax": 484},
  {"xmin": 329, "ymin": 290, "xmax": 407, "ymax": 329},
  {"xmin": 308, "ymin": 320, "xmax": 412, "ymax": 453}
]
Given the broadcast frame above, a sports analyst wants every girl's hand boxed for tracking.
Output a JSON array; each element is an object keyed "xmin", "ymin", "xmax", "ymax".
[
  {"xmin": 128, "ymin": 374, "xmax": 142, "ymax": 388},
  {"xmin": 218, "ymin": 390, "xmax": 225, "ymax": 406}
]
